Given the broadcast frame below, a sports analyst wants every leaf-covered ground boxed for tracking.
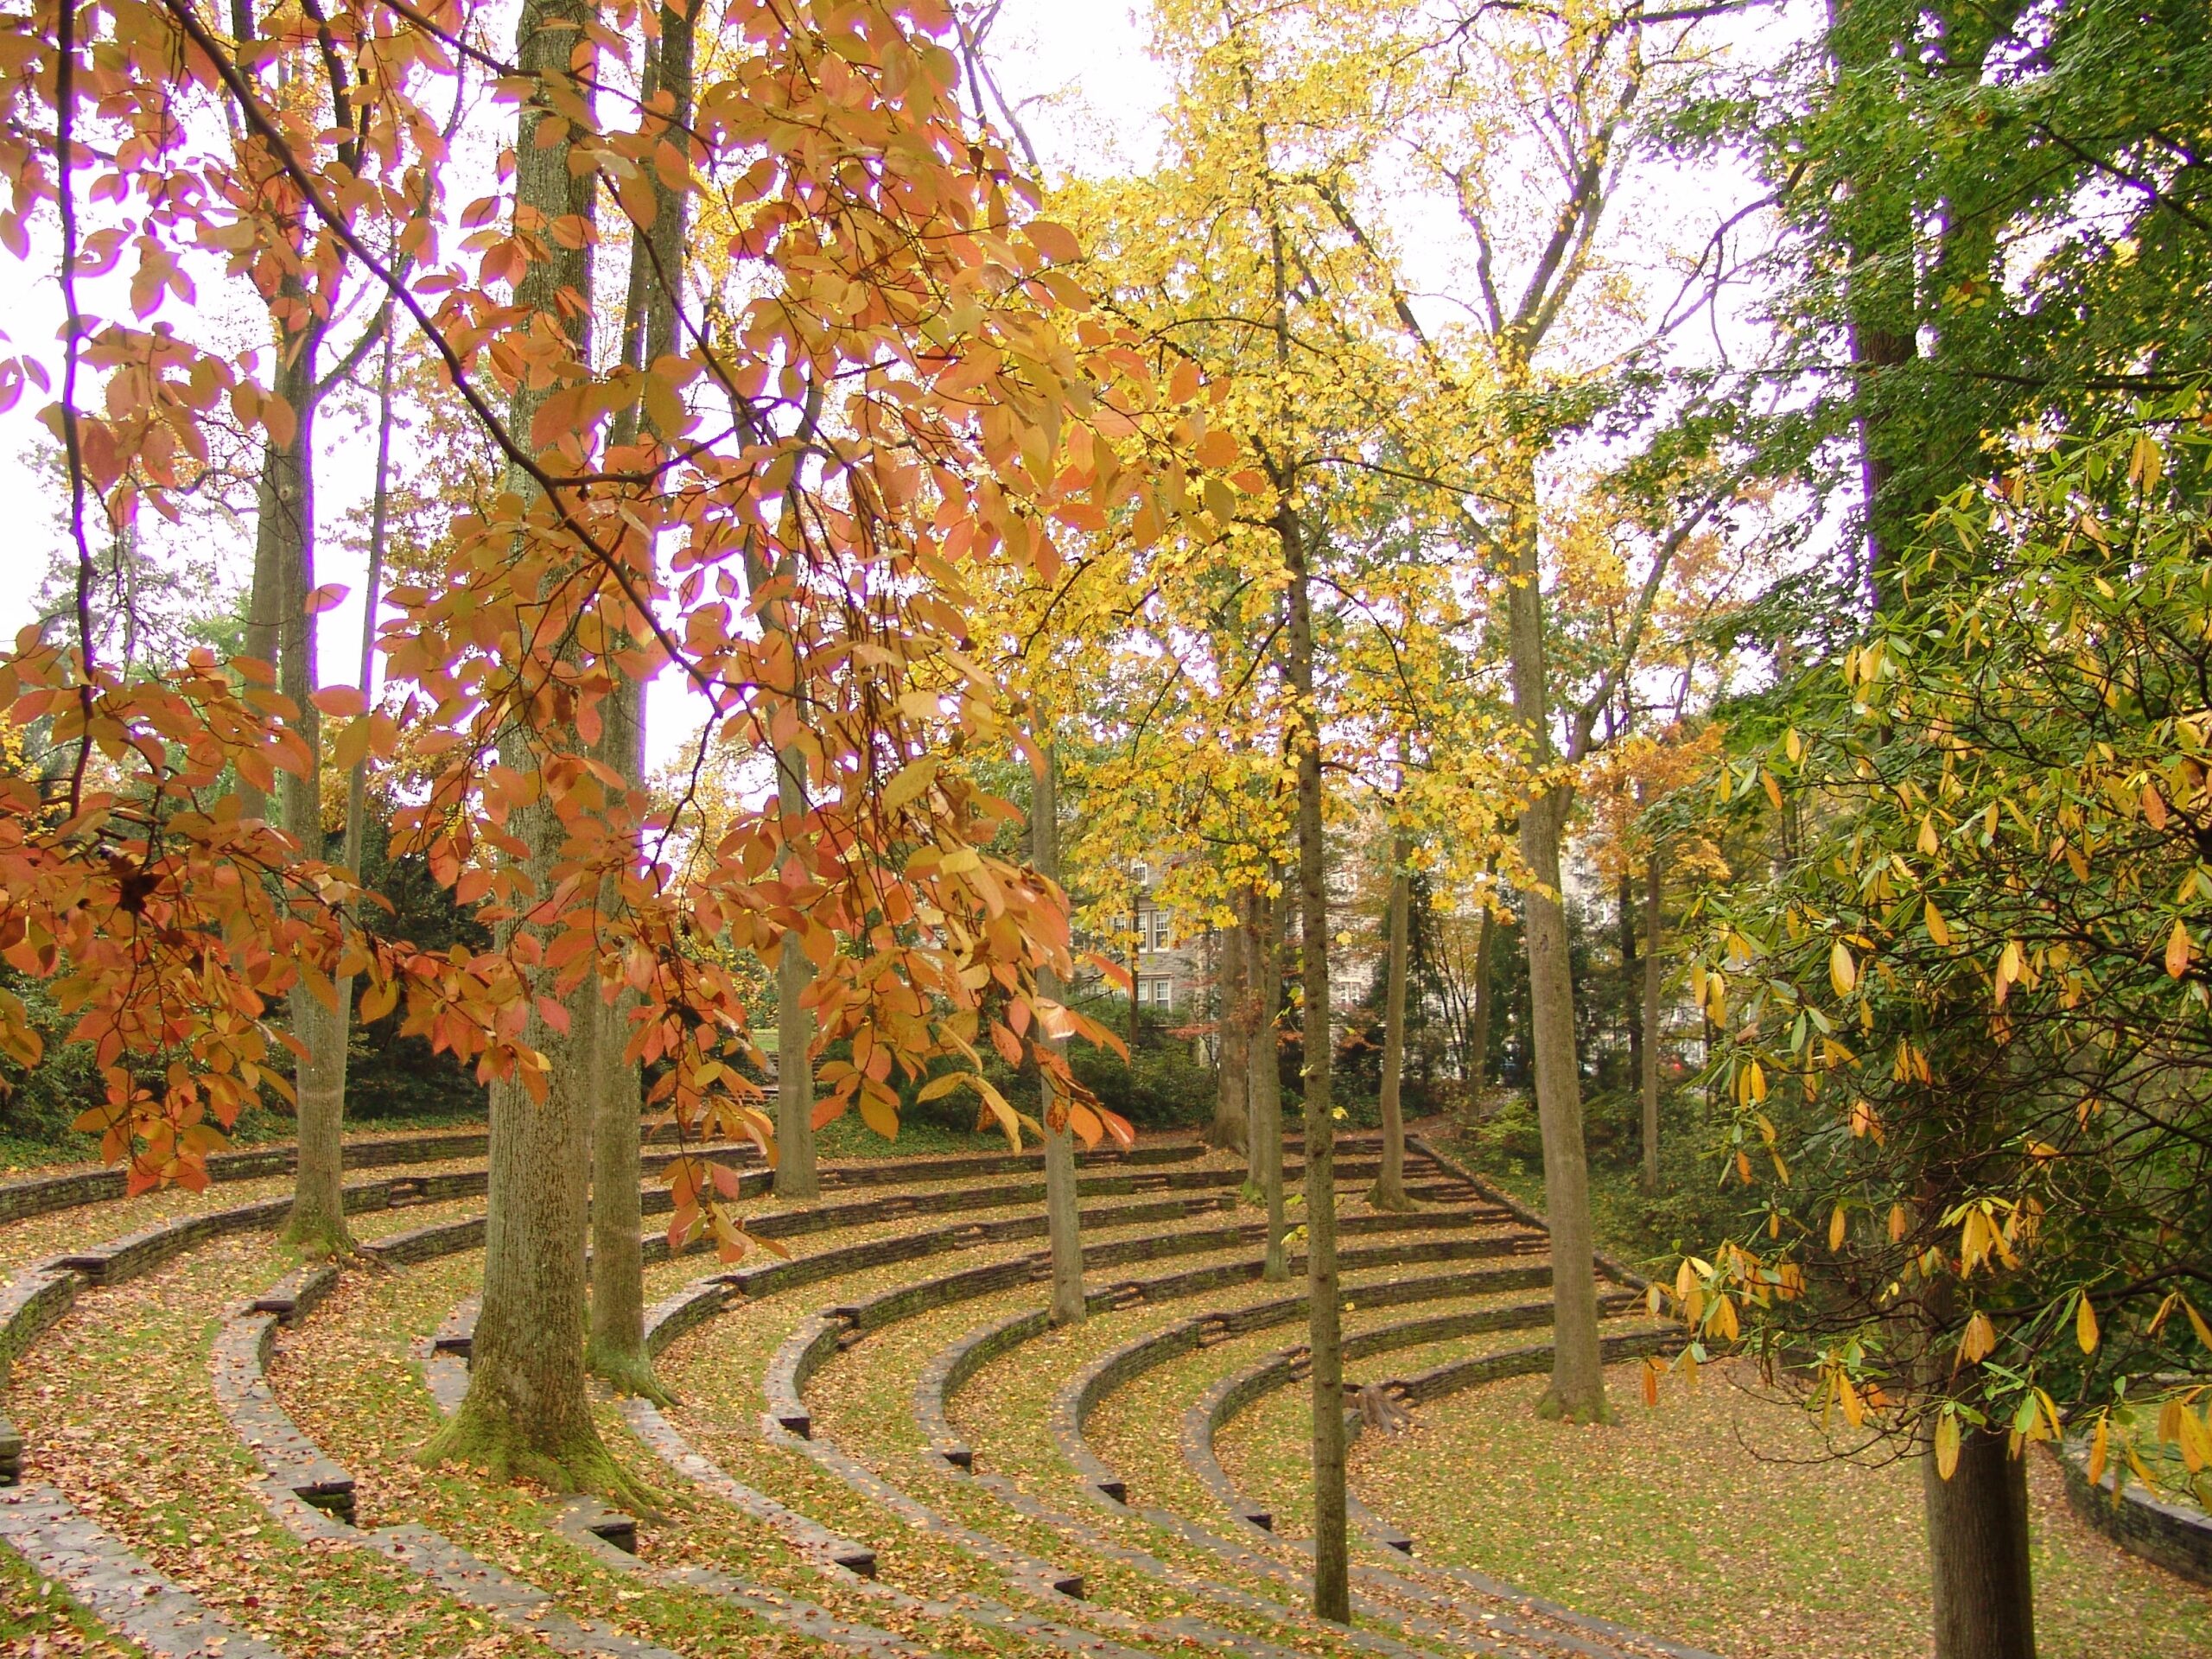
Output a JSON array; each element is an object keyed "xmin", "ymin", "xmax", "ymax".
[{"xmin": 1346, "ymin": 1358, "xmax": 2212, "ymax": 1659}]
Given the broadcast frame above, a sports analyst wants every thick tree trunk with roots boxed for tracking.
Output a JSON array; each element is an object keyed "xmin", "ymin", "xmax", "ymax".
[
  {"xmin": 1032, "ymin": 743, "xmax": 1084, "ymax": 1326},
  {"xmin": 1210, "ymin": 905, "xmax": 1249, "ymax": 1153},
  {"xmin": 1369, "ymin": 830, "xmax": 1414, "ymax": 1211},
  {"xmin": 1244, "ymin": 885, "xmax": 1288, "ymax": 1283},
  {"xmin": 1502, "ymin": 439, "xmax": 1607, "ymax": 1425},
  {"xmin": 1640, "ymin": 847, "xmax": 1664, "ymax": 1194},
  {"xmin": 1923, "ymin": 1427, "xmax": 2037, "ymax": 1659},
  {"xmin": 264, "ymin": 301, "xmax": 351, "ymax": 1262},
  {"xmin": 422, "ymin": 0, "xmax": 642, "ymax": 1502},
  {"xmin": 1283, "ymin": 511, "xmax": 1349, "ymax": 1623}
]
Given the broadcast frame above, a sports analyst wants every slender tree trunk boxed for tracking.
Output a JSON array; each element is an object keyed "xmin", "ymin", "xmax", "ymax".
[
  {"xmin": 1031, "ymin": 743, "xmax": 1084, "ymax": 1325},
  {"xmin": 1369, "ymin": 830, "xmax": 1414, "ymax": 1211},
  {"xmin": 585, "ymin": 1, "xmax": 692, "ymax": 1402},
  {"xmin": 1469, "ymin": 902, "xmax": 1494, "ymax": 1103},
  {"xmin": 423, "ymin": 0, "xmax": 641, "ymax": 1502},
  {"xmin": 1923, "ymin": 1427, "xmax": 2037, "ymax": 1659},
  {"xmin": 1619, "ymin": 867, "xmax": 1643, "ymax": 1102},
  {"xmin": 586, "ymin": 669, "xmax": 664, "ymax": 1400},
  {"xmin": 1245, "ymin": 883, "xmax": 1288, "ymax": 1282},
  {"xmin": 770, "ymin": 750, "xmax": 817, "ymax": 1191},
  {"xmin": 737, "ymin": 531, "xmax": 819, "ymax": 1197},
  {"xmin": 1281, "ymin": 508, "xmax": 1348, "ymax": 1623},
  {"xmin": 1501, "ymin": 437, "xmax": 1607, "ymax": 1425},
  {"xmin": 1210, "ymin": 904, "xmax": 1249, "ymax": 1153},
  {"xmin": 262, "ymin": 294, "xmax": 351, "ymax": 1261},
  {"xmin": 1640, "ymin": 846, "xmax": 1663, "ymax": 1194},
  {"xmin": 321, "ymin": 301, "xmax": 397, "ymax": 1255}
]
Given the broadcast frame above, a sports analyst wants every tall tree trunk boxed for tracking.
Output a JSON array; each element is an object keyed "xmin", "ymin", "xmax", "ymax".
[
  {"xmin": 1501, "ymin": 439, "xmax": 1607, "ymax": 1425},
  {"xmin": 1619, "ymin": 866, "xmax": 1643, "ymax": 1104},
  {"xmin": 1369, "ymin": 830, "xmax": 1414, "ymax": 1211},
  {"xmin": 423, "ymin": 0, "xmax": 640, "ymax": 1501},
  {"xmin": 1245, "ymin": 883, "xmax": 1288, "ymax": 1282},
  {"xmin": 1469, "ymin": 902, "xmax": 1494, "ymax": 1102},
  {"xmin": 1032, "ymin": 743, "xmax": 1084, "ymax": 1326},
  {"xmin": 1282, "ymin": 508, "xmax": 1348, "ymax": 1623},
  {"xmin": 586, "ymin": 0, "xmax": 691, "ymax": 1401},
  {"xmin": 1640, "ymin": 846, "xmax": 1663, "ymax": 1194},
  {"xmin": 325, "ymin": 301, "xmax": 397, "ymax": 1252},
  {"xmin": 265, "ymin": 291, "xmax": 351, "ymax": 1261},
  {"xmin": 1923, "ymin": 1428, "xmax": 2037, "ymax": 1659},
  {"xmin": 586, "ymin": 667, "xmax": 663, "ymax": 1401},
  {"xmin": 737, "ymin": 533, "xmax": 818, "ymax": 1196},
  {"xmin": 1210, "ymin": 903, "xmax": 1249, "ymax": 1153},
  {"xmin": 770, "ymin": 740, "xmax": 817, "ymax": 1193}
]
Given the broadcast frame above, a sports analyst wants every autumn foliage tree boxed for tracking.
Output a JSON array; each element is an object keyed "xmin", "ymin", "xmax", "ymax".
[
  {"xmin": 1679, "ymin": 403, "xmax": 2212, "ymax": 1659},
  {"xmin": 2, "ymin": 0, "xmax": 1217, "ymax": 1495}
]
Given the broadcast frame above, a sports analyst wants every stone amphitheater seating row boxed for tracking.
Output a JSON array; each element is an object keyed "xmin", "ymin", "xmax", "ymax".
[
  {"xmin": 0, "ymin": 1124, "xmax": 1723, "ymax": 1659},
  {"xmin": 671, "ymin": 1140, "xmax": 1712, "ymax": 1659}
]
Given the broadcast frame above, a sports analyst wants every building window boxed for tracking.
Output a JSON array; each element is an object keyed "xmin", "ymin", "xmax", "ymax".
[
  {"xmin": 1139, "ymin": 976, "xmax": 1173, "ymax": 1008},
  {"xmin": 1149, "ymin": 911, "xmax": 1171, "ymax": 950}
]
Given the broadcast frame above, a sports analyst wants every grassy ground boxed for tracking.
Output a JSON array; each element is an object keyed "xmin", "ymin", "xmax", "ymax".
[
  {"xmin": 1420, "ymin": 1110, "xmax": 2212, "ymax": 1656},
  {"xmin": 0, "ymin": 1541, "xmax": 141, "ymax": 1657},
  {"xmin": 1348, "ymin": 1358, "xmax": 2212, "ymax": 1659}
]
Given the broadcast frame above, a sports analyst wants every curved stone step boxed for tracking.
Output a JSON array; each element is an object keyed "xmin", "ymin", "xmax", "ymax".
[
  {"xmin": 0, "ymin": 1481, "xmax": 291, "ymax": 1659},
  {"xmin": 223, "ymin": 1268, "xmax": 933, "ymax": 1659}
]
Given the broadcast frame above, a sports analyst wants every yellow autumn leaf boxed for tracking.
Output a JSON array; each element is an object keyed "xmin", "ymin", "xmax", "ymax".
[
  {"xmin": 1960, "ymin": 1310, "xmax": 1996, "ymax": 1364},
  {"xmin": 1829, "ymin": 939, "xmax": 1857, "ymax": 996},
  {"xmin": 1934, "ymin": 1411, "xmax": 1961, "ymax": 1480},
  {"xmin": 1925, "ymin": 899, "xmax": 1951, "ymax": 947},
  {"xmin": 2077, "ymin": 1294, "xmax": 2099, "ymax": 1353},
  {"xmin": 2087, "ymin": 1415, "xmax": 2109, "ymax": 1487},
  {"xmin": 2166, "ymin": 918, "xmax": 2192, "ymax": 979},
  {"xmin": 1828, "ymin": 1205, "xmax": 1847, "ymax": 1250}
]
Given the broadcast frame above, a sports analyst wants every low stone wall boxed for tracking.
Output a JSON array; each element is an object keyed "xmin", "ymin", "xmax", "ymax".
[{"xmin": 2058, "ymin": 1440, "xmax": 2212, "ymax": 1586}]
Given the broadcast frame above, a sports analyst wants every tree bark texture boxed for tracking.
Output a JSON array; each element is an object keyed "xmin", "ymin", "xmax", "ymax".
[
  {"xmin": 1283, "ymin": 511, "xmax": 1349, "ymax": 1623},
  {"xmin": 423, "ymin": 0, "xmax": 639, "ymax": 1500},
  {"xmin": 1369, "ymin": 831, "xmax": 1414, "ymax": 1211},
  {"xmin": 1210, "ymin": 906, "xmax": 1249, "ymax": 1153},
  {"xmin": 1501, "ymin": 442, "xmax": 1608, "ymax": 1424},
  {"xmin": 1923, "ymin": 1427, "xmax": 2037, "ymax": 1659},
  {"xmin": 1640, "ymin": 847, "xmax": 1664, "ymax": 1194},
  {"xmin": 1032, "ymin": 743, "xmax": 1084, "ymax": 1326},
  {"xmin": 1245, "ymin": 884, "xmax": 1288, "ymax": 1283}
]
